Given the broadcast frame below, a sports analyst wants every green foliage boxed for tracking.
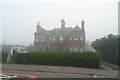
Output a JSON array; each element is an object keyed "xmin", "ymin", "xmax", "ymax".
[
  {"xmin": 16, "ymin": 52, "xmax": 101, "ymax": 68},
  {"xmin": 2, "ymin": 51, "xmax": 8, "ymax": 63},
  {"xmin": 92, "ymin": 34, "xmax": 118, "ymax": 65},
  {"xmin": 118, "ymin": 35, "xmax": 120, "ymax": 66}
]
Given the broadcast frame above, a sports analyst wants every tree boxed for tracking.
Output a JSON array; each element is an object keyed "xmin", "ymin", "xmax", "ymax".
[{"xmin": 92, "ymin": 34, "xmax": 118, "ymax": 65}]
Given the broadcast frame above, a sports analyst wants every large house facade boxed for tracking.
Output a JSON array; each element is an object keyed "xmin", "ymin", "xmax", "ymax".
[{"xmin": 34, "ymin": 19, "xmax": 85, "ymax": 52}]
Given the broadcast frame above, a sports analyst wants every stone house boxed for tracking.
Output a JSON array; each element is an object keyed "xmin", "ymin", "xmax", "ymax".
[{"xmin": 34, "ymin": 19, "xmax": 85, "ymax": 52}]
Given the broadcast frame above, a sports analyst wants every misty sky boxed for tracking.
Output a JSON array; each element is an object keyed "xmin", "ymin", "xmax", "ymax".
[{"xmin": 1, "ymin": 0, "xmax": 119, "ymax": 46}]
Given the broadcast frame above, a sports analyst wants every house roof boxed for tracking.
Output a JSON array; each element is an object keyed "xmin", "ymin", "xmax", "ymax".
[{"xmin": 35, "ymin": 25, "xmax": 83, "ymax": 36}]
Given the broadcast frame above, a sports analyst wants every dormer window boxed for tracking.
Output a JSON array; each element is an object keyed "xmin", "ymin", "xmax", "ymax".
[{"xmin": 60, "ymin": 36, "xmax": 63, "ymax": 41}]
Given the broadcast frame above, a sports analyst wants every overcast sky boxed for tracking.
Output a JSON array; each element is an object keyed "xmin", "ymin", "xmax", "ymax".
[{"xmin": 1, "ymin": 0, "xmax": 119, "ymax": 46}]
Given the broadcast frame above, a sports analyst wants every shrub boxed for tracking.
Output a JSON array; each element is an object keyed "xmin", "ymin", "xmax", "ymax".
[
  {"xmin": 1, "ymin": 51, "xmax": 8, "ymax": 63},
  {"xmin": 17, "ymin": 52, "xmax": 101, "ymax": 68}
]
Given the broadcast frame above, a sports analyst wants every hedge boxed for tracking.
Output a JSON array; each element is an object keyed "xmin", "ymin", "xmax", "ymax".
[
  {"xmin": 16, "ymin": 52, "xmax": 101, "ymax": 68},
  {"xmin": 1, "ymin": 51, "xmax": 8, "ymax": 63}
]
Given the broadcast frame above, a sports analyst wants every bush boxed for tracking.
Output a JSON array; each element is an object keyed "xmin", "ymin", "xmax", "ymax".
[
  {"xmin": 92, "ymin": 34, "xmax": 118, "ymax": 65},
  {"xmin": 17, "ymin": 52, "xmax": 101, "ymax": 68},
  {"xmin": 1, "ymin": 51, "xmax": 8, "ymax": 63}
]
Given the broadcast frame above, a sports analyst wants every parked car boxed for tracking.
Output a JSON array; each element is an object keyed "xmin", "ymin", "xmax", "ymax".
[{"xmin": 10, "ymin": 47, "xmax": 27, "ymax": 55}]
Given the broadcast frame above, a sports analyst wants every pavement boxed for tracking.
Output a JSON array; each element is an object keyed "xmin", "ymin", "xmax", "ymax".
[
  {"xmin": 101, "ymin": 61, "xmax": 120, "ymax": 70},
  {"xmin": 2, "ymin": 63, "xmax": 118, "ymax": 78}
]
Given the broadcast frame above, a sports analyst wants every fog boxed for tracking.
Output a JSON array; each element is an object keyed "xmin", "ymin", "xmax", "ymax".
[{"xmin": 1, "ymin": 0, "xmax": 119, "ymax": 46}]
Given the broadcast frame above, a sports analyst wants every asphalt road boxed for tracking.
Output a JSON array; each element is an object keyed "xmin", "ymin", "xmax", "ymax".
[
  {"xmin": 2, "ymin": 70, "xmax": 94, "ymax": 78},
  {"xmin": 2, "ymin": 63, "xmax": 119, "ymax": 79}
]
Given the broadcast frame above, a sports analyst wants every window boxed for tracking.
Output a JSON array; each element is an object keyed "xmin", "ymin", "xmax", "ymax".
[
  {"xmin": 70, "ymin": 36, "xmax": 72, "ymax": 40},
  {"xmin": 73, "ymin": 44, "xmax": 78, "ymax": 52},
  {"xmin": 36, "ymin": 36, "xmax": 39, "ymax": 41},
  {"xmin": 70, "ymin": 46, "xmax": 72, "ymax": 52},
  {"xmin": 80, "ymin": 36, "xmax": 84, "ymax": 40},
  {"xmin": 80, "ymin": 48, "xmax": 83, "ymax": 52},
  {"xmin": 60, "ymin": 36, "xmax": 63, "ymax": 41},
  {"xmin": 42, "ymin": 48, "xmax": 45, "ymax": 51},
  {"xmin": 73, "ymin": 34, "xmax": 78, "ymax": 40},
  {"xmin": 41, "ymin": 36, "xmax": 45, "ymax": 41},
  {"xmin": 52, "ymin": 36, "xmax": 55, "ymax": 41},
  {"xmin": 49, "ymin": 37, "xmax": 52, "ymax": 40}
]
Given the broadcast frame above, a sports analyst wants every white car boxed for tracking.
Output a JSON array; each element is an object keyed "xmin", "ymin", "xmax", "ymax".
[{"xmin": 10, "ymin": 47, "xmax": 27, "ymax": 55}]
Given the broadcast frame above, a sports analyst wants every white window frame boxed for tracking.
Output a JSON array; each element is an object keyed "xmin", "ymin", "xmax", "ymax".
[
  {"xmin": 49, "ymin": 37, "xmax": 52, "ymax": 40},
  {"xmin": 60, "ymin": 35, "xmax": 63, "ymax": 41},
  {"xmin": 70, "ymin": 36, "xmax": 72, "ymax": 40},
  {"xmin": 80, "ymin": 48, "xmax": 83, "ymax": 52},
  {"xmin": 36, "ymin": 36, "xmax": 39, "ymax": 41},
  {"xmin": 80, "ymin": 36, "xmax": 84, "ymax": 40},
  {"xmin": 52, "ymin": 36, "xmax": 55, "ymax": 41},
  {"xmin": 70, "ymin": 47, "xmax": 72, "ymax": 52},
  {"xmin": 41, "ymin": 36, "xmax": 45, "ymax": 42},
  {"xmin": 73, "ymin": 44, "xmax": 78, "ymax": 52},
  {"xmin": 74, "ymin": 34, "xmax": 78, "ymax": 40}
]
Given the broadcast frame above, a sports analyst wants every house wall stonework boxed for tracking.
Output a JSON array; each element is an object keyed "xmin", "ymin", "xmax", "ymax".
[{"xmin": 34, "ymin": 19, "xmax": 85, "ymax": 52}]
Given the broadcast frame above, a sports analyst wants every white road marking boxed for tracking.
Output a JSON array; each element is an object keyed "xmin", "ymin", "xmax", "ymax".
[
  {"xmin": 93, "ymin": 75, "xmax": 105, "ymax": 78},
  {"xmin": 0, "ymin": 73, "xmax": 18, "ymax": 79}
]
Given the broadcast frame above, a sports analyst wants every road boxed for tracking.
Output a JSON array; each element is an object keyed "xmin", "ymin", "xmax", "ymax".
[
  {"xmin": 2, "ymin": 69, "xmax": 118, "ymax": 79},
  {"xmin": 2, "ymin": 70, "xmax": 94, "ymax": 78},
  {"xmin": 1, "ymin": 64, "xmax": 119, "ymax": 79}
]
